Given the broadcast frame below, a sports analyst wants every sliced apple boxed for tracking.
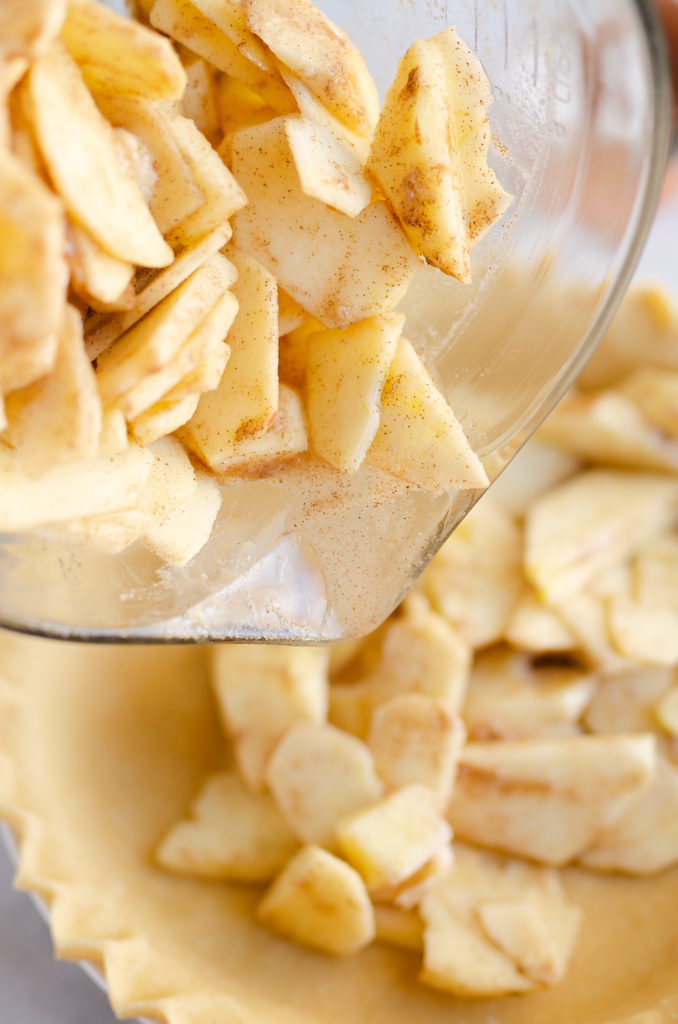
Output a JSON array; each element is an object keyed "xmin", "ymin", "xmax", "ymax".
[
  {"xmin": 258, "ymin": 845, "xmax": 375, "ymax": 956},
  {"xmin": 368, "ymin": 26, "xmax": 511, "ymax": 282},
  {"xmin": 94, "ymin": 95, "xmax": 202, "ymax": 237},
  {"xmin": 0, "ymin": 0, "xmax": 66, "ymax": 62},
  {"xmin": 232, "ymin": 117, "xmax": 419, "ymax": 329},
  {"xmin": 164, "ymin": 113, "xmax": 247, "ymax": 248},
  {"xmin": 536, "ymin": 390, "xmax": 678, "ymax": 472},
  {"xmin": 67, "ymin": 222, "xmax": 135, "ymax": 311},
  {"xmin": 61, "ymin": 436, "xmax": 196, "ymax": 554},
  {"xmin": 306, "ymin": 313, "xmax": 403, "ymax": 473},
  {"xmin": 61, "ymin": 0, "xmax": 186, "ymax": 100},
  {"xmin": 142, "ymin": 468, "xmax": 222, "ymax": 566},
  {"xmin": 337, "ymin": 784, "xmax": 451, "ymax": 891},
  {"xmin": 150, "ymin": 0, "xmax": 294, "ymax": 112},
  {"xmin": 116, "ymin": 288, "xmax": 237, "ymax": 421},
  {"xmin": 505, "ymin": 588, "xmax": 577, "ymax": 654},
  {"xmin": 211, "ymin": 644, "xmax": 329, "ymax": 791},
  {"xmin": 24, "ymin": 43, "xmax": 173, "ymax": 267},
  {"xmin": 462, "ymin": 648, "xmax": 594, "ymax": 742},
  {"xmin": 581, "ymin": 757, "xmax": 678, "ymax": 875},
  {"xmin": 329, "ymin": 604, "xmax": 471, "ymax": 738},
  {"xmin": 0, "ymin": 444, "xmax": 153, "ymax": 532},
  {"xmin": 524, "ymin": 469, "xmax": 678, "ymax": 604},
  {"xmin": 243, "ymin": 0, "xmax": 379, "ymax": 138},
  {"xmin": 367, "ymin": 694, "xmax": 465, "ymax": 809},
  {"xmin": 366, "ymin": 336, "xmax": 489, "ymax": 493},
  {"xmin": 5, "ymin": 304, "xmax": 102, "ymax": 476},
  {"xmin": 179, "ymin": 250, "xmax": 278, "ymax": 470},
  {"xmin": 284, "ymin": 114, "xmax": 373, "ymax": 218},
  {"xmin": 181, "ymin": 53, "xmax": 220, "ymax": 145},
  {"xmin": 448, "ymin": 734, "xmax": 656, "ymax": 865},
  {"xmin": 85, "ymin": 228, "xmax": 235, "ymax": 361},
  {"xmin": 95, "ymin": 253, "xmax": 234, "ymax": 409},
  {"xmin": 420, "ymin": 495, "xmax": 521, "ymax": 647},
  {"xmin": 267, "ymin": 721, "xmax": 382, "ymax": 847},
  {"xmin": 156, "ymin": 771, "xmax": 298, "ymax": 882},
  {"xmin": 188, "ymin": 0, "xmax": 280, "ymax": 75},
  {"xmin": 0, "ymin": 149, "xmax": 66, "ymax": 392}
]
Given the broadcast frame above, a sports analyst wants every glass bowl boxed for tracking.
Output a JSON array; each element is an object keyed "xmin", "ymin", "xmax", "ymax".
[{"xmin": 0, "ymin": 0, "xmax": 671, "ymax": 642}]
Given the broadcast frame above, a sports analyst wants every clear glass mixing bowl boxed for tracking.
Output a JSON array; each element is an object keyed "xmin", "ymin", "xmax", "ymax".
[{"xmin": 0, "ymin": 0, "xmax": 672, "ymax": 642}]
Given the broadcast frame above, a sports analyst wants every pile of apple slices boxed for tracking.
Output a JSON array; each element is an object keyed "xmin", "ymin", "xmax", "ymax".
[
  {"xmin": 154, "ymin": 285, "xmax": 678, "ymax": 995},
  {"xmin": 0, "ymin": 0, "xmax": 509, "ymax": 566}
]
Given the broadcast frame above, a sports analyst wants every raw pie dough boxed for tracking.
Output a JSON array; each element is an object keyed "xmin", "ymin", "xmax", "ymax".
[{"xmin": 1, "ymin": 634, "xmax": 678, "ymax": 1024}]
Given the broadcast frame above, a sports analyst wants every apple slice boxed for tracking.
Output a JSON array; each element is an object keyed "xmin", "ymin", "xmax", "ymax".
[
  {"xmin": 212, "ymin": 643, "xmax": 329, "ymax": 791},
  {"xmin": 164, "ymin": 113, "xmax": 247, "ymax": 248},
  {"xmin": 258, "ymin": 846, "xmax": 375, "ymax": 956},
  {"xmin": 67, "ymin": 222, "xmax": 134, "ymax": 310},
  {"xmin": 61, "ymin": 0, "xmax": 186, "ymax": 100},
  {"xmin": 142, "ymin": 468, "xmax": 222, "ymax": 566},
  {"xmin": 368, "ymin": 27, "xmax": 511, "ymax": 282},
  {"xmin": 61, "ymin": 436, "xmax": 196, "ymax": 554},
  {"xmin": 24, "ymin": 43, "xmax": 173, "ymax": 268},
  {"xmin": 232, "ymin": 117, "xmax": 419, "ymax": 329},
  {"xmin": 243, "ymin": 0, "xmax": 379, "ymax": 138},
  {"xmin": 367, "ymin": 695, "xmax": 465, "ymax": 809},
  {"xmin": 448, "ymin": 735, "xmax": 656, "ymax": 865},
  {"xmin": 116, "ymin": 289, "xmax": 237, "ymax": 421},
  {"xmin": 366, "ymin": 336, "xmax": 489, "ymax": 493},
  {"xmin": 267, "ymin": 721, "xmax": 382, "ymax": 847},
  {"xmin": 129, "ymin": 395, "xmax": 200, "ymax": 447},
  {"xmin": 149, "ymin": 0, "xmax": 294, "ymax": 112},
  {"xmin": 337, "ymin": 784, "xmax": 451, "ymax": 891},
  {"xmin": 94, "ymin": 95, "xmax": 202, "ymax": 237},
  {"xmin": 98, "ymin": 407, "xmax": 128, "ymax": 456},
  {"xmin": 536, "ymin": 390, "xmax": 678, "ymax": 472},
  {"xmin": 188, "ymin": 0, "xmax": 279, "ymax": 75},
  {"xmin": 186, "ymin": 383, "xmax": 307, "ymax": 476},
  {"xmin": 96, "ymin": 253, "xmax": 234, "ymax": 409},
  {"xmin": 462, "ymin": 648, "xmax": 594, "ymax": 742},
  {"xmin": 181, "ymin": 53, "xmax": 220, "ymax": 145},
  {"xmin": 374, "ymin": 905, "xmax": 424, "ymax": 952},
  {"xmin": 156, "ymin": 770, "xmax": 298, "ymax": 881},
  {"xmin": 618, "ymin": 367, "xmax": 678, "ymax": 439},
  {"xmin": 524, "ymin": 469, "xmax": 678, "ymax": 604},
  {"xmin": 581, "ymin": 757, "xmax": 678, "ymax": 875},
  {"xmin": 0, "ymin": 445, "xmax": 153, "ymax": 532},
  {"xmin": 0, "ymin": 0, "xmax": 66, "ymax": 62},
  {"xmin": 85, "ymin": 228, "xmax": 235, "ymax": 361},
  {"xmin": 306, "ymin": 313, "xmax": 403, "ymax": 473},
  {"xmin": 179, "ymin": 250, "xmax": 278, "ymax": 471},
  {"xmin": 5, "ymin": 304, "xmax": 102, "ymax": 476},
  {"xmin": 0, "ymin": 149, "xmax": 66, "ymax": 392},
  {"xmin": 420, "ymin": 496, "xmax": 522, "ymax": 647},
  {"xmin": 284, "ymin": 114, "xmax": 373, "ymax": 218}
]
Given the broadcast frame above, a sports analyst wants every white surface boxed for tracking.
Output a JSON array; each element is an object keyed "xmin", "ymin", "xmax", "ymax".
[
  {"xmin": 635, "ymin": 190, "xmax": 678, "ymax": 285},
  {"xmin": 1, "ymin": 196, "xmax": 677, "ymax": 1024},
  {"xmin": 0, "ymin": 847, "xmax": 121, "ymax": 1023}
]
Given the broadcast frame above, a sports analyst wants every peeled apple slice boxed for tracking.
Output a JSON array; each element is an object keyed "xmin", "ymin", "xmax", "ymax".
[
  {"xmin": 24, "ymin": 43, "xmax": 173, "ymax": 268},
  {"xmin": 61, "ymin": 0, "xmax": 187, "ymax": 101},
  {"xmin": 366, "ymin": 337, "xmax": 489, "ymax": 493},
  {"xmin": 231, "ymin": 117, "xmax": 419, "ymax": 330},
  {"xmin": 243, "ymin": 0, "xmax": 379, "ymax": 138},
  {"xmin": 306, "ymin": 313, "xmax": 403, "ymax": 473}
]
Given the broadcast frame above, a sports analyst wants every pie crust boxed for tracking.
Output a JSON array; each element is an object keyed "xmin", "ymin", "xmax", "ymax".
[{"xmin": 1, "ymin": 631, "xmax": 677, "ymax": 1024}]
